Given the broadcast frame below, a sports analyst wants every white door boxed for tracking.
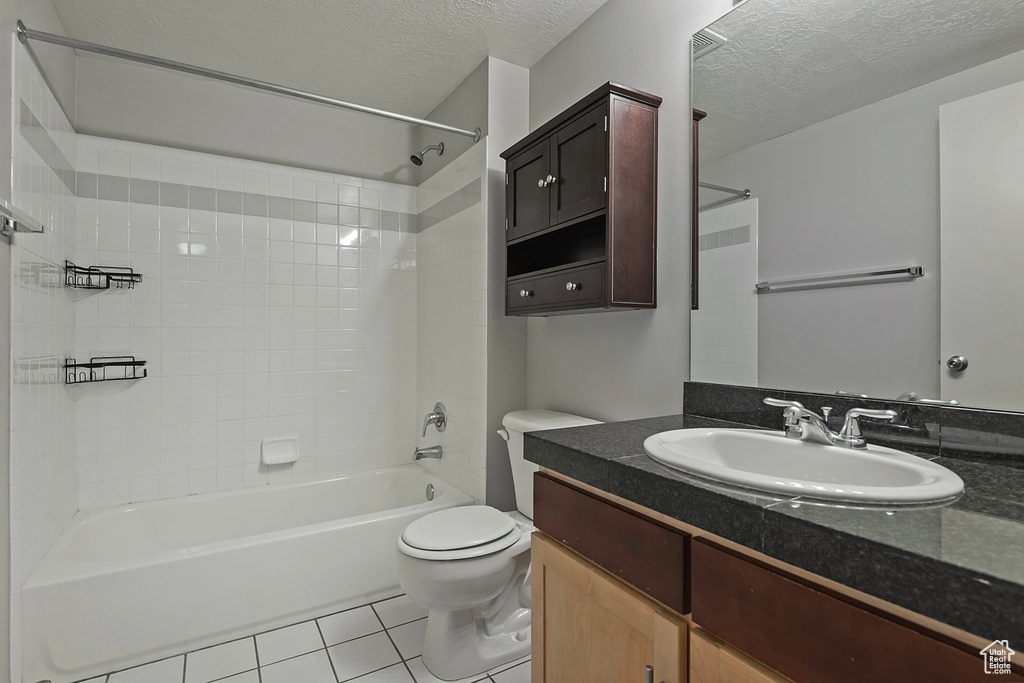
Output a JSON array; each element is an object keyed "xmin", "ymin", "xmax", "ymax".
[{"xmin": 939, "ymin": 79, "xmax": 1024, "ymax": 410}]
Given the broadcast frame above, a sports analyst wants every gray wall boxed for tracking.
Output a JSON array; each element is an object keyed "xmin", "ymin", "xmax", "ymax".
[
  {"xmin": 483, "ymin": 58, "xmax": 529, "ymax": 511},
  {"xmin": 702, "ymin": 47, "xmax": 1024, "ymax": 399},
  {"xmin": 417, "ymin": 59, "xmax": 489, "ymax": 184},
  {"xmin": 525, "ymin": 0, "xmax": 733, "ymax": 421},
  {"xmin": 75, "ymin": 56, "xmax": 421, "ymax": 183}
]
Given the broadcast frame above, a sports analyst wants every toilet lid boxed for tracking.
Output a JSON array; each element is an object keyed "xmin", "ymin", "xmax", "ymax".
[{"xmin": 401, "ymin": 506, "xmax": 518, "ymax": 551}]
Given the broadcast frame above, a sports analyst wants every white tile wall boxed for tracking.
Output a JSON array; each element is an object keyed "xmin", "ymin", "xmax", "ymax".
[
  {"xmin": 690, "ymin": 199, "xmax": 759, "ymax": 386},
  {"xmin": 73, "ymin": 136, "xmax": 419, "ymax": 508},
  {"xmin": 9, "ymin": 42, "xmax": 79, "ymax": 682},
  {"xmin": 415, "ymin": 142, "xmax": 489, "ymax": 501}
]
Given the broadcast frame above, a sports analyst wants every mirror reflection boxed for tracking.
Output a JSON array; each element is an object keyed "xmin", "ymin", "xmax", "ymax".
[{"xmin": 691, "ymin": 0, "xmax": 1024, "ymax": 412}]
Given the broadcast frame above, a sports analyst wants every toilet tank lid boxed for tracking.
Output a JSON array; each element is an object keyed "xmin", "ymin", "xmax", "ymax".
[{"xmin": 502, "ymin": 410, "xmax": 602, "ymax": 434}]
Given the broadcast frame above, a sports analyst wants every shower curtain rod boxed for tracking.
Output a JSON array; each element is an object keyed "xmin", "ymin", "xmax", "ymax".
[
  {"xmin": 16, "ymin": 21, "xmax": 482, "ymax": 142},
  {"xmin": 697, "ymin": 181, "xmax": 751, "ymax": 212}
]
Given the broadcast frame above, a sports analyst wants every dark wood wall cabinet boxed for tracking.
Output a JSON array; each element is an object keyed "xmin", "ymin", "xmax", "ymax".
[{"xmin": 501, "ymin": 82, "xmax": 661, "ymax": 316}]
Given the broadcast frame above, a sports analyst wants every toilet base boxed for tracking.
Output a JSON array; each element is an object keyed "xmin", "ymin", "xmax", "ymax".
[{"xmin": 421, "ymin": 552, "xmax": 531, "ymax": 681}]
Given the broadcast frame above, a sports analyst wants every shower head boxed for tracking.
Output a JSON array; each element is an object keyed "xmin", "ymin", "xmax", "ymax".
[{"xmin": 411, "ymin": 142, "xmax": 444, "ymax": 166}]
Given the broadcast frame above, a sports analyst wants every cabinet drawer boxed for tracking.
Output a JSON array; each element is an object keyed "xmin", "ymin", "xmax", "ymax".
[
  {"xmin": 507, "ymin": 261, "xmax": 605, "ymax": 313},
  {"xmin": 533, "ymin": 472, "xmax": 689, "ymax": 613},
  {"xmin": 691, "ymin": 538, "xmax": 1022, "ymax": 683}
]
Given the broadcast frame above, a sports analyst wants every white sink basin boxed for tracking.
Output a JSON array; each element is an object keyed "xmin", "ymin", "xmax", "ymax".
[{"xmin": 643, "ymin": 428, "xmax": 964, "ymax": 504}]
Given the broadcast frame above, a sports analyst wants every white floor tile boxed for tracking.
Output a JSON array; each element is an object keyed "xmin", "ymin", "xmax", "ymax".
[
  {"xmin": 319, "ymin": 605, "xmax": 384, "ymax": 646},
  {"xmin": 260, "ymin": 650, "xmax": 337, "ymax": 683},
  {"xmin": 350, "ymin": 661, "xmax": 416, "ymax": 682},
  {"xmin": 256, "ymin": 620, "xmax": 324, "ymax": 664},
  {"xmin": 491, "ymin": 661, "xmax": 530, "ymax": 683},
  {"xmin": 488, "ymin": 654, "xmax": 530, "ymax": 675},
  {"xmin": 214, "ymin": 671, "xmax": 260, "ymax": 683},
  {"xmin": 405, "ymin": 656, "xmax": 491, "ymax": 683},
  {"xmin": 372, "ymin": 594, "xmax": 428, "ymax": 628},
  {"xmin": 185, "ymin": 637, "xmax": 257, "ymax": 683},
  {"xmin": 109, "ymin": 655, "xmax": 184, "ymax": 683},
  {"xmin": 327, "ymin": 631, "xmax": 402, "ymax": 681},
  {"xmin": 388, "ymin": 618, "xmax": 427, "ymax": 659}
]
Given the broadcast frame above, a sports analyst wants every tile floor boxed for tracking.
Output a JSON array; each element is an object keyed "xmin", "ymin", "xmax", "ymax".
[{"xmin": 73, "ymin": 594, "xmax": 530, "ymax": 683}]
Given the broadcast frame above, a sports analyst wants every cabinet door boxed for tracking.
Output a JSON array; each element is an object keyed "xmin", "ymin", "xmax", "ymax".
[
  {"xmin": 532, "ymin": 532, "xmax": 687, "ymax": 683},
  {"xmin": 551, "ymin": 104, "xmax": 608, "ymax": 225},
  {"xmin": 690, "ymin": 628, "xmax": 794, "ymax": 683},
  {"xmin": 507, "ymin": 140, "xmax": 551, "ymax": 241}
]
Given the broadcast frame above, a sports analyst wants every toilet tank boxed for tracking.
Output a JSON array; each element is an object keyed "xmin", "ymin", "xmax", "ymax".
[{"xmin": 501, "ymin": 410, "xmax": 601, "ymax": 519}]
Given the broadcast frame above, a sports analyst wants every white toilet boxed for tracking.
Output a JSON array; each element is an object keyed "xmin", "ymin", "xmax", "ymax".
[{"xmin": 397, "ymin": 409, "xmax": 600, "ymax": 681}]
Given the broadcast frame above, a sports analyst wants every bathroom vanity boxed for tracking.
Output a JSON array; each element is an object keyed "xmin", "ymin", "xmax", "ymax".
[
  {"xmin": 501, "ymin": 82, "xmax": 661, "ymax": 316},
  {"xmin": 526, "ymin": 384, "xmax": 1024, "ymax": 682}
]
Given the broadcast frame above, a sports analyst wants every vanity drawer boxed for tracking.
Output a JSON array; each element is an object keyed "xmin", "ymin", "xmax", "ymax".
[
  {"xmin": 533, "ymin": 472, "xmax": 689, "ymax": 613},
  {"xmin": 507, "ymin": 261, "xmax": 605, "ymax": 313},
  {"xmin": 691, "ymin": 538, "xmax": 1020, "ymax": 682}
]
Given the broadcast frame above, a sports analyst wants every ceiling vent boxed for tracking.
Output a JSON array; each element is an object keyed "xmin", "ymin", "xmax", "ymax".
[{"xmin": 693, "ymin": 28, "xmax": 727, "ymax": 60}]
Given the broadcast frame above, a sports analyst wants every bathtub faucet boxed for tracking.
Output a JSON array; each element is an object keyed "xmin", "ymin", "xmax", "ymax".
[
  {"xmin": 422, "ymin": 402, "xmax": 447, "ymax": 436},
  {"xmin": 414, "ymin": 445, "xmax": 443, "ymax": 460}
]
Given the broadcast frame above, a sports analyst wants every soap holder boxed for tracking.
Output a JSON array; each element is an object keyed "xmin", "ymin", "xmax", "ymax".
[{"xmin": 261, "ymin": 436, "xmax": 298, "ymax": 465}]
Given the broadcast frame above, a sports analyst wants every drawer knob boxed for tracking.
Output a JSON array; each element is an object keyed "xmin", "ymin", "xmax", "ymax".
[
  {"xmin": 520, "ymin": 289, "xmax": 533, "ymax": 298},
  {"xmin": 565, "ymin": 282, "xmax": 579, "ymax": 291}
]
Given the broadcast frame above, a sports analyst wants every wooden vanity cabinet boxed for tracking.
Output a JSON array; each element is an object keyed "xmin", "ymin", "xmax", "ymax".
[
  {"xmin": 532, "ymin": 533, "xmax": 688, "ymax": 683},
  {"xmin": 502, "ymin": 82, "xmax": 661, "ymax": 316},
  {"xmin": 532, "ymin": 470, "xmax": 1024, "ymax": 683}
]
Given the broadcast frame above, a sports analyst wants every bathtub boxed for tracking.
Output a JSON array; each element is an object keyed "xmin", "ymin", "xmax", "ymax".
[{"xmin": 22, "ymin": 465, "xmax": 472, "ymax": 683}]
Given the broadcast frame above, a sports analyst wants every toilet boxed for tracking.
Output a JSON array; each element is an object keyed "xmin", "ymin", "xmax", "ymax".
[{"xmin": 397, "ymin": 409, "xmax": 600, "ymax": 681}]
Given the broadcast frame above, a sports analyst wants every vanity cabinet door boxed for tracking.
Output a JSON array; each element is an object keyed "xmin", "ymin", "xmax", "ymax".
[
  {"xmin": 532, "ymin": 532, "xmax": 687, "ymax": 683},
  {"xmin": 690, "ymin": 628, "xmax": 794, "ymax": 683}
]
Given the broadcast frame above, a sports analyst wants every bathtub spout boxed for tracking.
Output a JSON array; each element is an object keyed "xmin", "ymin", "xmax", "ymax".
[{"xmin": 415, "ymin": 445, "xmax": 443, "ymax": 460}]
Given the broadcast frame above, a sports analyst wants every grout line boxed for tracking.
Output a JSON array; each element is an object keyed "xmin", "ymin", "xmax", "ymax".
[
  {"xmin": 314, "ymin": 617, "xmax": 341, "ymax": 683},
  {"xmin": 252, "ymin": 636, "xmax": 263, "ymax": 683}
]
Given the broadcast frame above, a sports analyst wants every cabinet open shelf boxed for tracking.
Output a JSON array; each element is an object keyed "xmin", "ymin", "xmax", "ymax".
[
  {"xmin": 65, "ymin": 356, "xmax": 147, "ymax": 385},
  {"xmin": 507, "ymin": 217, "xmax": 606, "ymax": 278},
  {"xmin": 65, "ymin": 260, "xmax": 143, "ymax": 290}
]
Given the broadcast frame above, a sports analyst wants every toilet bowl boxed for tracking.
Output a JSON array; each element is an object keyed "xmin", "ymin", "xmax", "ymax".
[{"xmin": 397, "ymin": 409, "xmax": 600, "ymax": 681}]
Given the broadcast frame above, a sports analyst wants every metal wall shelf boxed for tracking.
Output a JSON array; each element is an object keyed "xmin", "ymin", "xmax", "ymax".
[
  {"xmin": 65, "ymin": 261, "xmax": 143, "ymax": 290},
  {"xmin": 65, "ymin": 356, "xmax": 147, "ymax": 385}
]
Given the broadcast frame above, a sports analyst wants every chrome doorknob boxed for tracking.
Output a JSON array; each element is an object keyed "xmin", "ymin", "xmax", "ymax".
[
  {"xmin": 520, "ymin": 289, "xmax": 532, "ymax": 298},
  {"xmin": 946, "ymin": 355, "xmax": 969, "ymax": 372}
]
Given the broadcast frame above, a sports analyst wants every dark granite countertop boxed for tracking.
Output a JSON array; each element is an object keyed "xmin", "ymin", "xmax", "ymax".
[{"xmin": 525, "ymin": 413, "xmax": 1024, "ymax": 646}]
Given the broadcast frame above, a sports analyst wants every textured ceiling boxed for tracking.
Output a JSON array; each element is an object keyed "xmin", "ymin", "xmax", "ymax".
[
  {"xmin": 694, "ymin": 0, "xmax": 1024, "ymax": 163},
  {"xmin": 50, "ymin": 0, "xmax": 610, "ymax": 118}
]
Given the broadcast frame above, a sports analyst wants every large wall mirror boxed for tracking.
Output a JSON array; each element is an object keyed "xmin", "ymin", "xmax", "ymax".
[{"xmin": 691, "ymin": 0, "xmax": 1024, "ymax": 412}]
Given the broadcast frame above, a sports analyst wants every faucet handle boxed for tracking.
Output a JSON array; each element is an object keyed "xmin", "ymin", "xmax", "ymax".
[
  {"xmin": 763, "ymin": 397, "xmax": 806, "ymax": 411},
  {"xmin": 839, "ymin": 408, "xmax": 897, "ymax": 439}
]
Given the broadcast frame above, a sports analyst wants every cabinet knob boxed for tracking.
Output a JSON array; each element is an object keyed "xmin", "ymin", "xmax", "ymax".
[
  {"xmin": 520, "ymin": 289, "xmax": 532, "ymax": 298},
  {"xmin": 546, "ymin": 174, "xmax": 558, "ymax": 185},
  {"xmin": 537, "ymin": 178, "xmax": 548, "ymax": 188},
  {"xmin": 565, "ymin": 282, "xmax": 579, "ymax": 291}
]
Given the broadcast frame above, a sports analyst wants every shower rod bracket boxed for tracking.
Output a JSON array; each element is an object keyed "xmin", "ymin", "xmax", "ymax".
[{"xmin": 16, "ymin": 20, "xmax": 483, "ymax": 142}]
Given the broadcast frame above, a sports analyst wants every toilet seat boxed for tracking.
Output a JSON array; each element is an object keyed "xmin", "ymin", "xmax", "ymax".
[{"xmin": 399, "ymin": 507, "xmax": 525, "ymax": 561}]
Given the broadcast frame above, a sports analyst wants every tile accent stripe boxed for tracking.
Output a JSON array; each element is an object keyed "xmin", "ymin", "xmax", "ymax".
[
  {"xmin": 76, "ymin": 171, "xmax": 418, "ymax": 232},
  {"xmin": 19, "ymin": 100, "xmax": 75, "ymax": 193},
  {"xmin": 418, "ymin": 178, "xmax": 482, "ymax": 232},
  {"xmin": 699, "ymin": 224, "xmax": 751, "ymax": 251}
]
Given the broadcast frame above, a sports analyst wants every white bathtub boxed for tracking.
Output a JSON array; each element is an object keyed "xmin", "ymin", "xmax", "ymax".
[{"xmin": 22, "ymin": 465, "xmax": 472, "ymax": 683}]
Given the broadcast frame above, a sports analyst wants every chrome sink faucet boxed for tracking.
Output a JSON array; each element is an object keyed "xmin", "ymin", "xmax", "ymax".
[{"xmin": 763, "ymin": 398, "xmax": 896, "ymax": 449}]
